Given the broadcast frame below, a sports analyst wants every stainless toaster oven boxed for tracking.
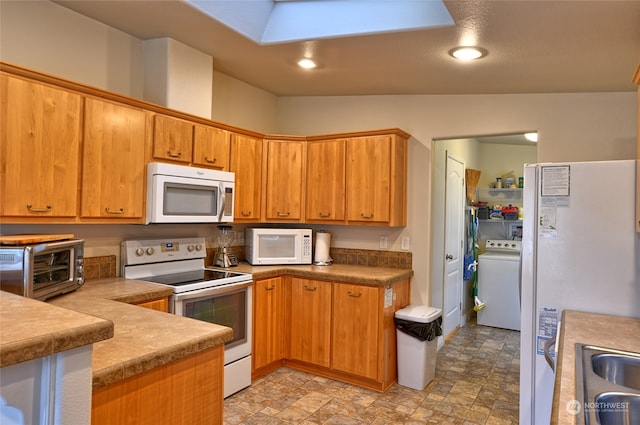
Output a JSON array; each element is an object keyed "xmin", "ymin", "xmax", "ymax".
[{"xmin": 0, "ymin": 239, "xmax": 85, "ymax": 301}]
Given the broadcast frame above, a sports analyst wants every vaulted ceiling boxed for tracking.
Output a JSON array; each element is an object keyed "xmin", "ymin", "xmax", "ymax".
[{"xmin": 54, "ymin": 0, "xmax": 640, "ymax": 96}]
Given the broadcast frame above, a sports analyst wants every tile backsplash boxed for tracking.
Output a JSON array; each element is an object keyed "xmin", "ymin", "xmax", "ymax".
[
  {"xmin": 84, "ymin": 255, "xmax": 117, "ymax": 280},
  {"xmin": 85, "ymin": 248, "xmax": 412, "ymax": 281}
]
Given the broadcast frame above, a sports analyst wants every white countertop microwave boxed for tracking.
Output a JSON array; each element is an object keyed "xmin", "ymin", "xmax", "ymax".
[
  {"xmin": 245, "ymin": 228, "xmax": 312, "ymax": 265},
  {"xmin": 146, "ymin": 162, "xmax": 235, "ymax": 224}
]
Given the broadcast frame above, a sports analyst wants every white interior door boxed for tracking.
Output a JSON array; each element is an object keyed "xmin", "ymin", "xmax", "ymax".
[{"xmin": 443, "ymin": 153, "xmax": 465, "ymax": 337}]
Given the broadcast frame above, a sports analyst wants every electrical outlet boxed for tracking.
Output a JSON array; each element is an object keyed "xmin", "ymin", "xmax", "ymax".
[
  {"xmin": 379, "ymin": 236, "xmax": 388, "ymax": 249},
  {"xmin": 401, "ymin": 237, "xmax": 410, "ymax": 250},
  {"xmin": 237, "ymin": 232, "xmax": 245, "ymax": 245}
]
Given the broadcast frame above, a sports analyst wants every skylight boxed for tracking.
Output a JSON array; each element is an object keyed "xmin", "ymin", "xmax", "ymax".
[{"xmin": 187, "ymin": 0, "xmax": 454, "ymax": 45}]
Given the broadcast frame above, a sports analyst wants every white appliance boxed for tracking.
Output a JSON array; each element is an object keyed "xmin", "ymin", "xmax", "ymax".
[
  {"xmin": 477, "ymin": 239, "xmax": 521, "ymax": 331},
  {"xmin": 121, "ymin": 237, "xmax": 253, "ymax": 398},
  {"xmin": 245, "ymin": 228, "xmax": 312, "ymax": 265},
  {"xmin": 146, "ymin": 162, "xmax": 235, "ymax": 224},
  {"xmin": 520, "ymin": 160, "xmax": 640, "ymax": 424}
]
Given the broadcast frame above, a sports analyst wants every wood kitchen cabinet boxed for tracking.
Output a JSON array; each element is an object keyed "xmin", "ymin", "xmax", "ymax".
[
  {"xmin": 193, "ymin": 125, "xmax": 230, "ymax": 170},
  {"xmin": 92, "ymin": 345, "xmax": 224, "ymax": 425},
  {"xmin": 252, "ymin": 277, "xmax": 286, "ymax": 377},
  {"xmin": 331, "ymin": 282, "xmax": 380, "ymax": 380},
  {"xmin": 288, "ymin": 277, "xmax": 332, "ymax": 368},
  {"xmin": 252, "ymin": 273, "xmax": 411, "ymax": 392},
  {"xmin": 262, "ymin": 137, "xmax": 307, "ymax": 222},
  {"xmin": 230, "ymin": 134, "xmax": 263, "ymax": 222},
  {"xmin": 81, "ymin": 97, "xmax": 149, "ymax": 221},
  {"xmin": 0, "ymin": 73, "xmax": 82, "ymax": 220},
  {"xmin": 133, "ymin": 297, "xmax": 169, "ymax": 312},
  {"xmin": 346, "ymin": 132, "xmax": 408, "ymax": 226},
  {"xmin": 305, "ymin": 139, "xmax": 346, "ymax": 223},
  {"xmin": 152, "ymin": 114, "xmax": 193, "ymax": 164}
]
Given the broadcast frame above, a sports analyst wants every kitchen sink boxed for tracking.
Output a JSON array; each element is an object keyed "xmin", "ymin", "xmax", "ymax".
[
  {"xmin": 592, "ymin": 353, "xmax": 640, "ymax": 391},
  {"xmin": 594, "ymin": 392, "xmax": 640, "ymax": 425},
  {"xmin": 576, "ymin": 344, "xmax": 640, "ymax": 425}
]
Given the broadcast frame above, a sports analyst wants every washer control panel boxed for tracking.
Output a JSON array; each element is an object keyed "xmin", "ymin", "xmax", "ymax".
[{"xmin": 485, "ymin": 239, "xmax": 521, "ymax": 252}]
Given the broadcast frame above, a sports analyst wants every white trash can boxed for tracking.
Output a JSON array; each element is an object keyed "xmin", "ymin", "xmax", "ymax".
[{"xmin": 394, "ymin": 305, "xmax": 442, "ymax": 390}]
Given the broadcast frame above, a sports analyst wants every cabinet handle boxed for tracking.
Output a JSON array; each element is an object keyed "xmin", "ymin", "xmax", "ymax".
[
  {"xmin": 167, "ymin": 150, "xmax": 182, "ymax": 158},
  {"xmin": 26, "ymin": 203, "xmax": 52, "ymax": 213},
  {"xmin": 265, "ymin": 285, "xmax": 276, "ymax": 291},
  {"xmin": 304, "ymin": 285, "xmax": 317, "ymax": 291},
  {"xmin": 241, "ymin": 211, "xmax": 252, "ymax": 216},
  {"xmin": 318, "ymin": 212, "xmax": 331, "ymax": 218},
  {"xmin": 204, "ymin": 156, "xmax": 217, "ymax": 164},
  {"xmin": 347, "ymin": 290, "xmax": 362, "ymax": 298},
  {"xmin": 277, "ymin": 211, "xmax": 290, "ymax": 217},
  {"xmin": 360, "ymin": 213, "xmax": 373, "ymax": 219},
  {"xmin": 105, "ymin": 207, "xmax": 124, "ymax": 214}
]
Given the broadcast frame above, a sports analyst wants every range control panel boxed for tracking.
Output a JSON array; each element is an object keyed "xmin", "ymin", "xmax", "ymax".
[
  {"xmin": 485, "ymin": 239, "xmax": 521, "ymax": 252},
  {"xmin": 121, "ymin": 237, "xmax": 206, "ymax": 266}
]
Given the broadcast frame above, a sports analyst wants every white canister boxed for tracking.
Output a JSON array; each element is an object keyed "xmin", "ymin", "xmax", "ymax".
[{"xmin": 314, "ymin": 231, "xmax": 333, "ymax": 265}]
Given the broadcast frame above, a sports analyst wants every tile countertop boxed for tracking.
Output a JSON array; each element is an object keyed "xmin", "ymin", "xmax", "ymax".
[
  {"xmin": 552, "ymin": 310, "xmax": 640, "ymax": 425},
  {"xmin": 225, "ymin": 261, "xmax": 414, "ymax": 285}
]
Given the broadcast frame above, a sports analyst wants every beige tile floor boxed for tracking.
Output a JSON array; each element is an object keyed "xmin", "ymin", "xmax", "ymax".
[{"xmin": 224, "ymin": 318, "xmax": 520, "ymax": 424}]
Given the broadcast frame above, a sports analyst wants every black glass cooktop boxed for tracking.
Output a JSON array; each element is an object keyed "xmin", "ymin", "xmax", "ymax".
[{"xmin": 143, "ymin": 269, "xmax": 246, "ymax": 287}]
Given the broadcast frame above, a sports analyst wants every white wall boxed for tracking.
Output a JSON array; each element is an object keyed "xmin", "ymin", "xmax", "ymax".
[
  {"xmin": 477, "ymin": 143, "xmax": 537, "ymax": 189},
  {"xmin": 276, "ymin": 93, "xmax": 636, "ymax": 306}
]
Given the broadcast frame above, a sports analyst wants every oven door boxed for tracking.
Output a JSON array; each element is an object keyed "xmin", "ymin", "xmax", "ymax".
[{"xmin": 172, "ymin": 280, "xmax": 252, "ymax": 365}]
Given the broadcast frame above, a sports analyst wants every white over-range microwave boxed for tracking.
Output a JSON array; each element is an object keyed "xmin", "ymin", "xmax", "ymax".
[
  {"xmin": 146, "ymin": 162, "xmax": 235, "ymax": 224},
  {"xmin": 245, "ymin": 228, "xmax": 312, "ymax": 265}
]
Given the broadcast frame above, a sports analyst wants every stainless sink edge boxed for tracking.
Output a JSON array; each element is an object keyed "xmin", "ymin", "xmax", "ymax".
[{"xmin": 575, "ymin": 344, "xmax": 640, "ymax": 425}]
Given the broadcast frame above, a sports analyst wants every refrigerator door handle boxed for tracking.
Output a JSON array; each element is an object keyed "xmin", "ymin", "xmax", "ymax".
[{"xmin": 543, "ymin": 337, "xmax": 556, "ymax": 371}]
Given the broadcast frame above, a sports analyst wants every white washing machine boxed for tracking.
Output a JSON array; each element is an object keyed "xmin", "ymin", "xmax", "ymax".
[{"xmin": 477, "ymin": 239, "xmax": 521, "ymax": 331}]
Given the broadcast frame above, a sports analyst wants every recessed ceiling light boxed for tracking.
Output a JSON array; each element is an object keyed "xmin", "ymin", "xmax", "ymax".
[
  {"xmin": 524, "ymin": 132, "xmax": 538, "ymax": 142},
  {"xmin": 449, "ymin": 46, "xmax": 488, "ymax": 61},
  {"xmin": 297, "ymin": 58, "xmax": 317, "ymax": 69}
]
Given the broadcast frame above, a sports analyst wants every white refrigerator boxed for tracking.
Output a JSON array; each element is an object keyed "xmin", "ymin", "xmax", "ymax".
[{"xmin": 519, "ymin": 159, "xmax": 640, "ymax": 424}]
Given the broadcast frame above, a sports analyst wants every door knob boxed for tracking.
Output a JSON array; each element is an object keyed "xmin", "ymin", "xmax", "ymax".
[{"xmin": 446, "ymin": 254, "xmax": 454, "ymax": 260}]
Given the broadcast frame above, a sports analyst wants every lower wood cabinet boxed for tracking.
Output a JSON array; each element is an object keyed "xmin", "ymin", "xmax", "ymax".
[
  {"xmin": 133, "ymin": 297, "xmax": 169, "ymax": 312},
  {"xmin": 92, "ymin": 345, "xmax": 224, "ymax": 425},
  {"xmin": 252, "ymin": 277, "xmax": 285, "ymax": 376},
  {"xmin": 288, "ymin": 277, "xmax": 331, "ymax": 368},
  {"xmin": 252, "ymin": 275, "xmax": 411, "ymax": 392}
]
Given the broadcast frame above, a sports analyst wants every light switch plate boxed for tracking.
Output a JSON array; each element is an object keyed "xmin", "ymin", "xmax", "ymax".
[
  {"xmin": 379, "ymin": 236, "xmax": 388, "ymax": 249},
  {"xmin": 401, "ymin": 237, "xmax": 410, "ymax": 250}
]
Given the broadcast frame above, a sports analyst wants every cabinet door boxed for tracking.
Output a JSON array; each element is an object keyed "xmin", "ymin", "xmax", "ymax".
[
  {"xmin": 152, "ymin": 114, "xmax": 193, "ymax": 163},
  {"xmin": 289, "ymin": 277, "xmax": 332, "ymax": 367},
  {"xmin": 253, "ymin": 277, "xmax": 285, "ymax": 371},
  {"xmin": 332, "ymin": 283, "xmax": 380, "ymax": 380},
  {"xmin": 193, "ymin": 125, "xmax": 230, "ymax": 170},
  {"xmin": 230, "ymin": 134, "xmax": 262, "ymax": 221},
  {"xmin": 305, "ymin": 139, "xmax": 346, "ymax": 222},
  {"xmin": 81, "ymin": 98, "xmax": 147, "ymax": 219},
  {"xmin": 0, "ymin": 74, "xmax": 82, "ymax": 218},
  {"xmin": 264, "ymin": 140, "xmax": 306, "ymax": 221},
  {"xmin": 346, "ymin": 136, "xmax": 391, "ymax": 223}
]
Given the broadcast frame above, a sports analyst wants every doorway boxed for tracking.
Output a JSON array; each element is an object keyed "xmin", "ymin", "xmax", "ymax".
[{"xmin": 430, "ymin": 133, "xmax": 537, "ymax": 338}]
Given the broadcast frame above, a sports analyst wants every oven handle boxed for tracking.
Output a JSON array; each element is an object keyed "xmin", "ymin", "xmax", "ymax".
[{"xmin": 172, "ymin": 280, "xmax": 253, "ymax": 302}]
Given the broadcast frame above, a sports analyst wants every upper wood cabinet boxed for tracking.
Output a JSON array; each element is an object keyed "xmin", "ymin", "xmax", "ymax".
[
  {"xmin": 0, "ymin": 73, "xmax": 82, "ymax": 220},
  {"xmin": 346, "ymin": 133, "xmax": 408, "ymax": 226},
  {"xmin": 152, "ymin": 114, "xmax": 193, "ymax": 164},
  {"xmin": 81, "ymin": 97, "xmax": 149, "ymax": 221},
  {"xmin": 305, "ymin": 139, "xmax": 346, "ymax": 223},
  {"xmin": 263, "ymin": 138, "xmax": 307, "ymax": 222},
  {"xmin": 192, "ymin": 125, "xmax": 230, "ymax": 170},
  {"xmin": 230, "ymin": 134, "xmax": 262, "ymax": 222},
  {"xmin": 288, "ymin": 277, "xmax": 332, "ymax": 368}
]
